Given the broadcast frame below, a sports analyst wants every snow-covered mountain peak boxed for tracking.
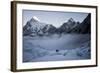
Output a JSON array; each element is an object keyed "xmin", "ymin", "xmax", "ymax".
[{"xmin": 31, "ymin": 16, "xmax": 40, "ymax": 22}]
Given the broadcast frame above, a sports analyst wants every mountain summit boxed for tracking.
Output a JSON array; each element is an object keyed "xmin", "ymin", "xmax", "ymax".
[
  {"xmin": 31, "ymin": 16, "xmax": 40, "ymax": 22},
  {"xmin": 57, "ymin": 18, "xmax": 78, "ymax": 33},
  {"xmin": 68, "ymin": 18, "xmax": 75, "ymax": 23},
  {"xmin": 23, "ymin": 16, "xmax": 46, "ymax": 36},
  {"xmin": 23, "ymin": 16, "xmax": 56, "ymax": 36}
]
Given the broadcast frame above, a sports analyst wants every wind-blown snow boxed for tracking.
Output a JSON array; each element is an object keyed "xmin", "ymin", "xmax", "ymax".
[
  {"xmin": 23, "ymin": 34, "xmax": 91, "ymax": 62},
  {"xmin": 32, "ymin": 16, "xmax": 40, "ymax": 22}
]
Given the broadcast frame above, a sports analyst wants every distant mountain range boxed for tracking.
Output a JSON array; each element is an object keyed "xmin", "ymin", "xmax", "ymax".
[{"xmin": 23, "ymin": 13, "xmax": 91, "ymax": 36}]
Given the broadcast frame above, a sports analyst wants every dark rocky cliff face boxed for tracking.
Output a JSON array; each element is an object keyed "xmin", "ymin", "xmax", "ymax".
[
  {"xmin": 57, "ymin": 18, "xmax": 78, "ymax": 34},
  {"xmin": 70, "ymin": 13, "xmax": 91, "ymax": 34},
  {"xmin": 80, "ymin": 13, "xmax": 91, "ymax": 33}
]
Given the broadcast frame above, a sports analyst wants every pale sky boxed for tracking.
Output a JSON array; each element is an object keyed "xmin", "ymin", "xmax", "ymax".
[{"xmin": 23, "ymin": 10, "xmax": 89, "ymax": 28}]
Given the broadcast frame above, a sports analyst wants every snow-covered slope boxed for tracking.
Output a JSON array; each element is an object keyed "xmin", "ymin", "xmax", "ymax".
[
  {"xmin": 23, "ymin": 16, "xmax": 47, "ymax": 36},
  {"xmin": 23, "ymin": 16, "xmax": 57, "ymax": 36}
]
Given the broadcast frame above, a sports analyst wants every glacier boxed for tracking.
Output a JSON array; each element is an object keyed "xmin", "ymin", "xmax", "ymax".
[{"xmin": 23, "ymin": 34, "xmax": 90, "ymax": 62}]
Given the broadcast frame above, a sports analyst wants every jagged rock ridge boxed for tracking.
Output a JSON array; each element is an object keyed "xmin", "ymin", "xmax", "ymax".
[{"xmin": 23, "ymin": 14, "xmax": 91, "ymax": 36}]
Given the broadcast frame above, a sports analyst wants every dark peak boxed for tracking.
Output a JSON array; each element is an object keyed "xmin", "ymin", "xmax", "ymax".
[
  {"xmin": 77, "ymin": 21, "xmax": 80, "ymax": 24},
  {"xmin": 87, "ymin": 13, "xmax": 91, "ymax": 19},
  {"xmin": 68, "ymin": 18, "xmax": 75, "ymax": 22}
]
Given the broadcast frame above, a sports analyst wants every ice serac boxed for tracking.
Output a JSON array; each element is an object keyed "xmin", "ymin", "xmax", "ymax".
[{"xmin": 23, "ymin": 16, "xmax": 57, "ymax": 36}]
